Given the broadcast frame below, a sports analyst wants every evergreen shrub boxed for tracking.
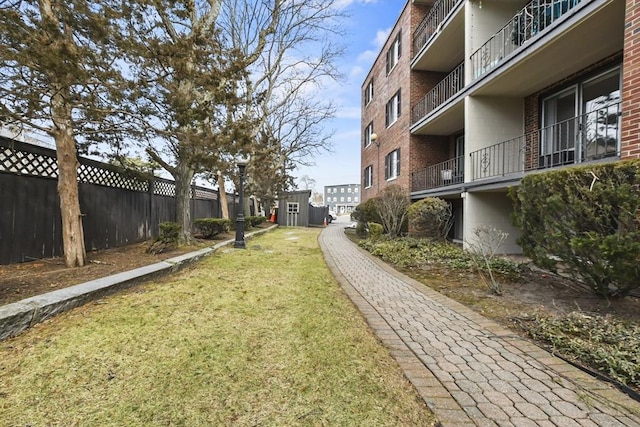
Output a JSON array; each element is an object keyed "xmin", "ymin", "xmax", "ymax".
[
  {"xmin": 193, "ymin": 218, "xmax": 232, "ymax": 238},
  {"xmin": 510, "ymin": 160, "xmax": 640, "ymax": 297},
  {"xmin": 407, "ymin": 197, "xmax": 452, "ymax": 239}
]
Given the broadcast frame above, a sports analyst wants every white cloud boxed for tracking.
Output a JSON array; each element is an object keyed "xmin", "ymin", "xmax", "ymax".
[
  {"xmin": 356, "ymin": 27, "xmax": 390, "ymax": 65},
  {"xmin": 374, "ymin": 28, "xmax": 391, "ymax": 49},
  {"xmin": 333, "ymin": 0, "xmax": 379, "ymax": 9},
  {"xmin": 338, "ymin": 107, "xmax": 363, "ymax": 120},
  {"xmin": 350, "ymin": 65, "xmax": 363, "ymax": 78}
]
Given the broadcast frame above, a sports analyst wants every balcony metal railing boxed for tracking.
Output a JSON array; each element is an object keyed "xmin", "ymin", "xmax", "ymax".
[
  {"xmin": 412, "ymin": 62, "xmax": 464, "ymax": 125},
  {"xmin": 413, "ymin": 0, "xmax": 462, "ymax": 57},
  {"xmin": 412, "ymin": 156, "xmax": 464, "ymax": 192},
  {"xmin": 469, "ymin": 101, "xmax": 620, "ymax": 181},
  {"xmin": 470, "ymin": 0, "xmax": 584, "ymax": 80}
]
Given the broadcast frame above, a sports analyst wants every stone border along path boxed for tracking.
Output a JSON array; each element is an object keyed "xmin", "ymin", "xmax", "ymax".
[
  {"xmin": 0, "ymin": 225, "xmax": 276, "ymax": 342},
  {"xmin": 319, "ymin": 218, "xmax": 640, "ymax": 427}
]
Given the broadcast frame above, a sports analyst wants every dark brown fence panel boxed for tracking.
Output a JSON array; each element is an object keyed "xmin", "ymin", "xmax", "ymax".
[
  {"xmin": 79, "ymin": 184, "xmax": 152, "ymax": 251},
  {"xmin": 0, "ymin": 172, "xmax": 62, "ymax": 264},
  {"xmin": 0, "ymin": 137, "xmax": 223, "ymax": 265}
]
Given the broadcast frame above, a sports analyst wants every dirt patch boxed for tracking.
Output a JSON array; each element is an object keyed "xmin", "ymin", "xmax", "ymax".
[
  {"xmin": 403, "ymin": 265, "xmax": 640, "ymax": 324},
  {"xmin": 0, "ymin": 232, "xmax": 235, "ymax": 307}
]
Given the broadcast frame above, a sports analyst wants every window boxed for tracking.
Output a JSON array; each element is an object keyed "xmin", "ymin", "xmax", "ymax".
[
  {"xmin": 385, "ymin": 149, "xmax": 400, "ymax": 180},
  {"xmin": 347, "ymin": 187, "xmax": 352, "ymax": 193},
  {"xmin": 364, "ymin": 165, "xmax": 373, "ymax": 188},
  {"xmin": 287, "ymin": 202, "xmax": 299, "ymax": 214},
  {"xmin": 354, "ymin": 197, "xmax": 359, "ymax": 202},
  {"xmin": 386, "ymin": 30, "xmax": 401, "ymax": 75},
  {"xmin": 385, "ymin": 90, "xmax": 401, "ymax": 127},
  {"xmin": 364, "ymin": 79, "xmax": 374, "ymax": 105},
  {"xmin": 540, "ymin": 66, "xmax": 620, "ymax": 167},
  {"xmin": 340, "ymin": 197, "xmax": 345, "ymax": 202},
  {"xmin": 340, "ymin": 188, "xmax": 344, "ymax": 193},
  {"xmin": 347, "ymin": 197, "xmax": 352, "ymax": 202},
  {"xmin": 364, "ymin": 122, "xmax": 374, "ymax": 148}
]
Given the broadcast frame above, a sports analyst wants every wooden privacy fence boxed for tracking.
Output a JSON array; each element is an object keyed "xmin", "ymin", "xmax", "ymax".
[{"xmin": 0, "ymin": 137, "xmax": 236, "ymax": 265}]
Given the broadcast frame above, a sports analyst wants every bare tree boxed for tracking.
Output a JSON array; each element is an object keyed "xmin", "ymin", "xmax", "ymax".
[
  {"xmin": 219, "ymin": 0, "xmax": 346, "ymax": 197},
  {"xmin": 375, "ymin": 185, "xmax": 410, "ymax": 237},
  {"xmin": 0, "ymin": 0, "xmax": 125, "ymax": 267},
  {"xmin": 298, "ymin": 174, "xmax": 316, "ymax": 191}
]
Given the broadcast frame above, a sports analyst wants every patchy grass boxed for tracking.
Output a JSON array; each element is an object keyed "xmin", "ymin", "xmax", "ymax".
[{"xmin": 0, "ymin": 228, "xmax": 437, "ymax": 426}]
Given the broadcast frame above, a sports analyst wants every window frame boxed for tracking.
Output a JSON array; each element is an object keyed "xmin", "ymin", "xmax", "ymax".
[
  {"xmin": 364, "ymin": 122, "xmax": 374, "ymax": 148},
  {"xmin": 364, "ymin": 165, "xmax": 373, "ymax": 188},
  {"xmin": 364, "ymin": 79, "xmax": 374, "ymax": 106},
  {"xmin": 384, "ymin": 148, "xmax": 401, "ymax": 180},
  {"xmin": 385, "ymin": 90, "xmax": 401, "ymax": 127},
  {"xmin": 385, "ymin": 30, "xmax": 402, "ymax": 75}
]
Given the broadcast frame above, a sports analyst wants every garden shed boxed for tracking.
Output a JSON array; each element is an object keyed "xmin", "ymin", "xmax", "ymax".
[{"xmin": 275, "ymin": 190, "xmax": 328, "ymax": 228}]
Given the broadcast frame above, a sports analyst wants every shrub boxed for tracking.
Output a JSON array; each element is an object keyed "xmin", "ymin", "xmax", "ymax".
[
  {"xmin": 407, "ymin": 197, "xmax": 452, "ymax": 239},
  {"xmin": 374, "ymin": 185, "xmax": 409, "ymax": 237},
  {"xmin": 358, "ymin": 236, "xmax": 525, "ymax": 281},
  {"xmin": 368, "ymin": 222, "xmax": 384, "ymax": 238},
  {"xmin": 194, "ymin": 218, "xmax": 232, "ymax": 238},
  {"xmin": 510, "ymin": 160, "xmax": 640, "ymax": 297},
  {"xmin": 158, "ymin": 222, "xmax": 181, "ymax": 242},
  {"xmin": 247, "ymin": 216, "xmax": 267, "ymax": 227},
  {"xmin": 352, "ymin": 198, "xmax": 381, "ymax": 224},
  {"xmin": 355, "ymin": 221, "xmax": 368, "ymax": 237},
  {"xmin": 147, "ymin": 222, "xmax": 181, "ymax": 254}
]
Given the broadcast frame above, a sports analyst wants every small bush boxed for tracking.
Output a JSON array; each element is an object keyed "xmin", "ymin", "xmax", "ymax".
[
  {"xmin": 368, "ymin": 222, "xmax": 384, "ymax": 238},
  {"xmin": 355, "ymin": 221, "xmax": 368, "ymax": 237},
  {"xmin": 407, "ymin": 197, "xmax": 452, "ymax": 239},
  {"xmin": 158, "ymin": 222, "xmax": 181, "ymax": 243},
  {"xmin": 194, "ymin": 218, "xmax": 232, "ymax": 238},
  {"xmin": 147, "ymin": 222, "xmax": 181, "ymax": 254},
  {"xmin": 511, "ymin": 160, "xmax": 640, "ymax": 297},
  {"xmin": 247, "ymin": 216, "xmax": 267, "ymax": 227},
  {"xmin": 352, "ymin": 198, "xmax": 381, "ymax": 224}
]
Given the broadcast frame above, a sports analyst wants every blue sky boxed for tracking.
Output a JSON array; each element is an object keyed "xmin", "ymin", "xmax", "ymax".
[{"xmin": 294, "ymin": 0, "xmax": 404, "ymax": 195}]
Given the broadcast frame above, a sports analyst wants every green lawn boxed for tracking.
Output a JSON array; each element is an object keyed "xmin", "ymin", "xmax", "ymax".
[{"xmin": 0, "ymin": 228, "xmax": 437, "ymax": 426}]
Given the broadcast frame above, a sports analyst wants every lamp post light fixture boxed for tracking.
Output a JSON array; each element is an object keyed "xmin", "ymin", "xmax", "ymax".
[{"xmin": 234, "ymin": 157, "xmax": 249, "ymax": 249}]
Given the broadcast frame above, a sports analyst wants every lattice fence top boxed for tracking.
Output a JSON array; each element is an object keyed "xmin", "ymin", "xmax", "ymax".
[
  {"xmin": 78, "ymin": 163, "xmax": 149, "ymax": 192},
  {"xmin": 1, "ymin": 145, "xmax": 59, "ymax": 178},
  {"xmin": 0, "ymin": 137, "xmax": 219, "ymax": 199}
]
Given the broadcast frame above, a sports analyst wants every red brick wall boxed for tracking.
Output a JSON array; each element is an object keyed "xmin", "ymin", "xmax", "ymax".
[
  {"xmin": 622, "ymin": 0, "xmax": 640, "ymax": 158},
  {"xmin": 361, "ymin": 2, "xmax": 414, "ymax": 201}
]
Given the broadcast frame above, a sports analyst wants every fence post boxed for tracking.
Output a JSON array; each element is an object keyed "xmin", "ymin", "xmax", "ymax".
[{"xmin": 148, "ymin": 179, "xmax": 155, "ymax": 239}]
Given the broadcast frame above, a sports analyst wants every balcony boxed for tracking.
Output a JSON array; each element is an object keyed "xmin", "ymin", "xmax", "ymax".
[
  {"xmin": 469, "ymin": 101, "xmax": 620, "ymax": 181},
  {"xmin": 412, "ymin": 62, "xmax": 464, "ymax": 125},
  {"xmin": 413, "ymin": 0, "xmax": 462, "ymax": 58},
  {"xmin": 470, "ymin": 0, "xmax": 584, "ymax": 81},
  {"xmin": 412, "ymin": 156, "xmax": 464, "ymax": 192}
]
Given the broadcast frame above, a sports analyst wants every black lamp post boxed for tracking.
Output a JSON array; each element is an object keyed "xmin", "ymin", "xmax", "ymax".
[{"xmin": 234, "ymin": 157, "xmax": 249, "ymax": 249}]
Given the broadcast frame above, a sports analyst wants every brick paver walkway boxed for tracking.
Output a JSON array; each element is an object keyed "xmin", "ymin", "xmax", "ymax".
[{"xmin": 319, "ymin": 218, "xmax": 640, "ymax": 427}]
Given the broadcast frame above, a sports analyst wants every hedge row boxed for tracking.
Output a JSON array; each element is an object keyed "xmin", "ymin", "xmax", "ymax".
[{"xmin": 510, "ymin": 159, "xmax": 640, "ymax": 297}]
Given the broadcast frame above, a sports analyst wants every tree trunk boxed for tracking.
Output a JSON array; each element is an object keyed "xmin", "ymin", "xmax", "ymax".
[
  {"xmin": 53, "ymin": 104, "xmax": 86, "ymax": 268},
  {"xmin": 217, "ymin": 170, "xmax": 229, "ymax": 219},
  {"xmin": 174, "ymin": 163, "xmax": 195, "ymax": 243}
]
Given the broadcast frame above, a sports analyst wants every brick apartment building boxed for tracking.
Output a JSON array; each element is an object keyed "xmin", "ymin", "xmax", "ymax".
[{"xmin": 361, "ymin": 0, "xmax": 639, "ymax": 252}]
